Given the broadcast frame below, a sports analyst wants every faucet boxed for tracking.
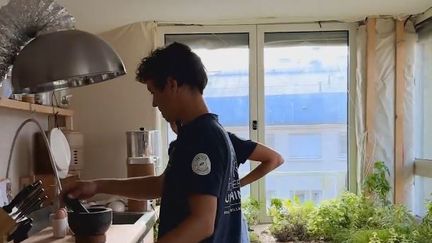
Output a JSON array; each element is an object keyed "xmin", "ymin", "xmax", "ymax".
[{"xmin": 6, "ymin": 118, "xmax": 63, "ymax": 207}]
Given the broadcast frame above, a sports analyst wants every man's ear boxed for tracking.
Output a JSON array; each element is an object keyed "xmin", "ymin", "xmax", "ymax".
[{"xmin": 166, "ymin": 77, "xmax": 178, "ymax": 92}]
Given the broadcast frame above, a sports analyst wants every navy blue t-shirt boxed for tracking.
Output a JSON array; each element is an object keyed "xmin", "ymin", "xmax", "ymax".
[
  {"xmin": 170, "ymin": 133, "xmax": 258, "ymax": 166},
  {"xmin": 158, "ymin": 113, "xmax": 242, "ymax": 242},
  {"xmin": 228, "ymin": 133, "xmax": 257, "ymax": 166}
]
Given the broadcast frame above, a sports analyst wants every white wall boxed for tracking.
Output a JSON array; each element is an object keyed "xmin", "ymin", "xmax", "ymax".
[
  {"xmin": 69, "ymin": 22, "xmax": 158, "ymax": 180},
  {"xmin": 0, "ymin": 109, "xmax": 48, "ymax": 195}
]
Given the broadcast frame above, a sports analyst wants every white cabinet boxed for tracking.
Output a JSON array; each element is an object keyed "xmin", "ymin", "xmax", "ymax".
[{"xmin": 141, "ymin": 228, "xmax": 154, "ymax": 243}]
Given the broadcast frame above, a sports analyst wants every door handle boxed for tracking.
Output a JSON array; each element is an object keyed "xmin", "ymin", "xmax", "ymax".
[{"xmin": 252, "ymin": 120, "xmax": 258, "ymax": 130}]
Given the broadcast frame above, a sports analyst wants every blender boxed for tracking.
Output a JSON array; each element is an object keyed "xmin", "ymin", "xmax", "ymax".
[{"xmin": 126, "ymin": 128, "xmax": 160, "ymax": 212}]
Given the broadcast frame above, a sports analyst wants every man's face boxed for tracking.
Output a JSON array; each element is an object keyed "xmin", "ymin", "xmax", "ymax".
[{"xmin": 146, "ymin": 79, "xmax": 177, "ymax": 122}]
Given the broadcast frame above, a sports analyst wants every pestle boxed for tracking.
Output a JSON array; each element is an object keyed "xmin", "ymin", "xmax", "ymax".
[{"xmin": 63, "ymin": 194, "xmax": 89, "ymax": 213}]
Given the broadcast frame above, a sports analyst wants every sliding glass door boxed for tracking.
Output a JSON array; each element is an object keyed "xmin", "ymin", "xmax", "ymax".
[
  {"xmin": 260, "ymin": 30, "xmax": 349, "ymax": 208},
  {"xmin": 159, "ymin": 24, "xmax": 355, "ymax": 221}
]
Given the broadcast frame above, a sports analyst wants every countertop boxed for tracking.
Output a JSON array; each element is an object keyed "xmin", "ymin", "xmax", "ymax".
[{"xmin": 24, "ymin": 211, "xmax": 156, "ymax": 243}]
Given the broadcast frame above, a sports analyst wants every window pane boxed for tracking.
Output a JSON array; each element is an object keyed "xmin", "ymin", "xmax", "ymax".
[
  {"xmin": 264, "ymin": 31, "xmax": 349, "ymax": 207},
  {"xmin": 311, "ymin": 190, "xmax": 323, "ymax": 204},
  {"xmin": 287, "ymin": 133, "xmax": 321, "ymax": 159},
  {"xmin": 414, "ymin": 22, "xmax": 432, "ymax": 217},
  {"xmin": 165, "ymin": 33, "xmax": 251, "ymax": 199},
  {"xmin": 415, "ymin": 33, "xmax": 432, "ymax": 160},
  {"xmin": 414, "ymin": 175, "xmax": 432, "ymax": 217},
  {"xmin": 339, "ymin": 132, "xmax": 348, "ymax": 158}
]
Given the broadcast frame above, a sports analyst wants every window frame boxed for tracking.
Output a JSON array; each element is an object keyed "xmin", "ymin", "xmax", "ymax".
[
  {"xmin": 158, "ymin": 23, "xmax": 357, "ymax": 223},
  {"xmin": 257, "ymin": 23, "xmax": 357, "ymax": 222}
]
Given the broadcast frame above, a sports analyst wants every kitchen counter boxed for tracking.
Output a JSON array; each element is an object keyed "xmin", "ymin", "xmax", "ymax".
[{"xmin": 24, "ymin": 211, "xmax": 156, "ymax": 243}]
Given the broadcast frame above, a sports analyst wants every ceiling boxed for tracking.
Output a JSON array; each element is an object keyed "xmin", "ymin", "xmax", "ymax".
[{"xmin": 2, "ymin": 0, "xmax": 432, "ymax": 33}]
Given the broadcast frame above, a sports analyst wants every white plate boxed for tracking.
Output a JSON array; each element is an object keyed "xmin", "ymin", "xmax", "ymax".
[
  {"xmin": 57, "ymin": 169, "xmax": 69, "ymax": 179},
  {"xmin": 49, "ymin": 128, "xmax": 71, "ymax": 178}
]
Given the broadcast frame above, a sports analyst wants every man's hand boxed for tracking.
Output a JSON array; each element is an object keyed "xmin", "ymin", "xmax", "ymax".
[{"xmin": 62, "ymin": 180, "xmax": 98, "ymax": 200}]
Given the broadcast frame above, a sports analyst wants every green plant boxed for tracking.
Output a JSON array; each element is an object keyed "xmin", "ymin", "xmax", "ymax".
[
  {"xmin": 354, "ymin": 229, "xmax": 394, "ymax": 243},
  {"xmin": 269, "ymin": 197, "xmax": 314, "ymax": 242},
  {"xmin": 249, "ymin": 231, "xmax": 260, "ymax": 243},
  {"xmin": 307, "ymin": 192, "xmax": 376, "ymax": 241},
  {"xmin": 363, "ymin": 161, "xmax": 391, "ymax": 206},
  {"xmin": 242, "ymin": 197, "xmax": 261, "ymax": 226},
  {"xmin": 368, "ymin": 204, "xmax": 416, "ymax": 231},
  {"xmin": 307, "ymin": 198, "xmax": 347, "ymax": 240},
  {"xmin": 368, "ymin": 231, "xmax": 384, "ymax": 243},
  {"xmin": 337, "ymin": 228, "xmax": 413, "ymax": 243},
  {"xmin": 412, "ymin": 201, "xmax": 432, "ymax": 242},
  {"xmin": 266, "ymin": 162, "xmax": 432, "ymax": 243}
]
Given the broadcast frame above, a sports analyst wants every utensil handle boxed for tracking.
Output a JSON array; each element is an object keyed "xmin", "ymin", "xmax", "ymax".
[
  {"xmin": 2, "ymin": 180, "xmax": 42, "ymax": 213},
  {"xmin": 63, "ymin": 195, "xmax": 89, "ymax": 213}
]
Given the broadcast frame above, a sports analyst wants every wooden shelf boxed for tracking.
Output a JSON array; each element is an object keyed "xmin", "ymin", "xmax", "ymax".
[{"xmin": 0, "ymin": 97, "xmax": 73, "ymax": 117}]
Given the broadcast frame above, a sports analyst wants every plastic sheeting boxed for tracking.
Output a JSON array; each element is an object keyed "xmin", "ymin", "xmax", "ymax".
[
  {"xmin": 355, "ymin": 24, "xmax": 367, "ymax": 192},
  {"xmin": 355, "ymin": 18, "xmax": 416, "ymax": 207},
  {"xmin": 403, "ymin": 26, "xmax": 416, "ymax": 209}
]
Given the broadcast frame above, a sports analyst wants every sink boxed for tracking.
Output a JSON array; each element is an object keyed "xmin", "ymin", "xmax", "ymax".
[
  {"xmin": 112, "ymin": 212, "xmax": 145, "ymax": 225},
  {"xmin": 111, "ymin": 211, "xmax": 157, "ymax": 242},
  {"xmin": 111, "ymin": 210, "xmax": 157, "ymax": 243}
]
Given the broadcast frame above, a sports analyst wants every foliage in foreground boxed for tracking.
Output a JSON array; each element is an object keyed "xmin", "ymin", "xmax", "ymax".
[
  {"xmin": 265, "ymin": 161, "xmax": 432, "ymax": 242},
  {"xmin": 242, "ymin": 197, "xmax": 261, "ymax": 226}
]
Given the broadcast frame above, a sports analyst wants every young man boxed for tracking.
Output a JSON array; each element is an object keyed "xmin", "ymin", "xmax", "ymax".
[
  {"xmin": 64, "ymin": 42, "xmax": 241, "ymax": 242},
  {"xmin": 169, "ymin": 122, "xmax": 284, "ymax": 242},
  {"xmin": 169, "ymin": 122, "xmax": 284, "ymax": 188},
  {"xmin": 223, "ymin": 133, "xmax": 284, "ymax": 243}
]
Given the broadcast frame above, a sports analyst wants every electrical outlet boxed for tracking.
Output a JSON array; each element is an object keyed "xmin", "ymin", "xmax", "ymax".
[{"xmin": 0, "ymin": 179, "xmax": 11, "ymax": 207}]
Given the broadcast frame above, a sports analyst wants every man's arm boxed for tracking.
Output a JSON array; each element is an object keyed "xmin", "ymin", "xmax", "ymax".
[
  {"xmin": 240, "ymin": 143, "xmax": 284, "ymax": 187},
  {"xmin": 156, "ymin": 194, "xmax": 217, "ymax": 243},
  {"xmin": 64, "ymin": 174, "xmax": 165, "ymax": 200}
]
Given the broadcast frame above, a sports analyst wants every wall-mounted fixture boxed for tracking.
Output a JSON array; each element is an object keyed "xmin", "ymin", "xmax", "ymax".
[
  {"xmin": 12, "ymin": 29, "xmax": 126, "ymax": 94},
  {"xmin": 0, "ymin": 0, "xmax": 126, "ymax": 240}
]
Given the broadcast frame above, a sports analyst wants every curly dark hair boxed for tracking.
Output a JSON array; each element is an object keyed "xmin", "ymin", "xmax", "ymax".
[{"xmin": 136, "ymin": 42, "xmax": 208, "ymax": 94}]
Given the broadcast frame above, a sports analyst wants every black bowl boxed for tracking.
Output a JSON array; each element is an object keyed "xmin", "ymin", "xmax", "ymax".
[{"xmin": 68, "ymin": 207, "xmax": 112, "ymax": 236}]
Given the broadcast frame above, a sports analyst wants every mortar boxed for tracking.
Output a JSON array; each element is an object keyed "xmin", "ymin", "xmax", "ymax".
[{"xmin": 68, "ymin": 207, "xmax": 112, "ymax": 243}]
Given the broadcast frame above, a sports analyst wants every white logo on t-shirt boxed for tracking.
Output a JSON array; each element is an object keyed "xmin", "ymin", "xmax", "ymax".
[{"xmin": 191, "ymin": 153, "xmax": 211, "ymax": 175}]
